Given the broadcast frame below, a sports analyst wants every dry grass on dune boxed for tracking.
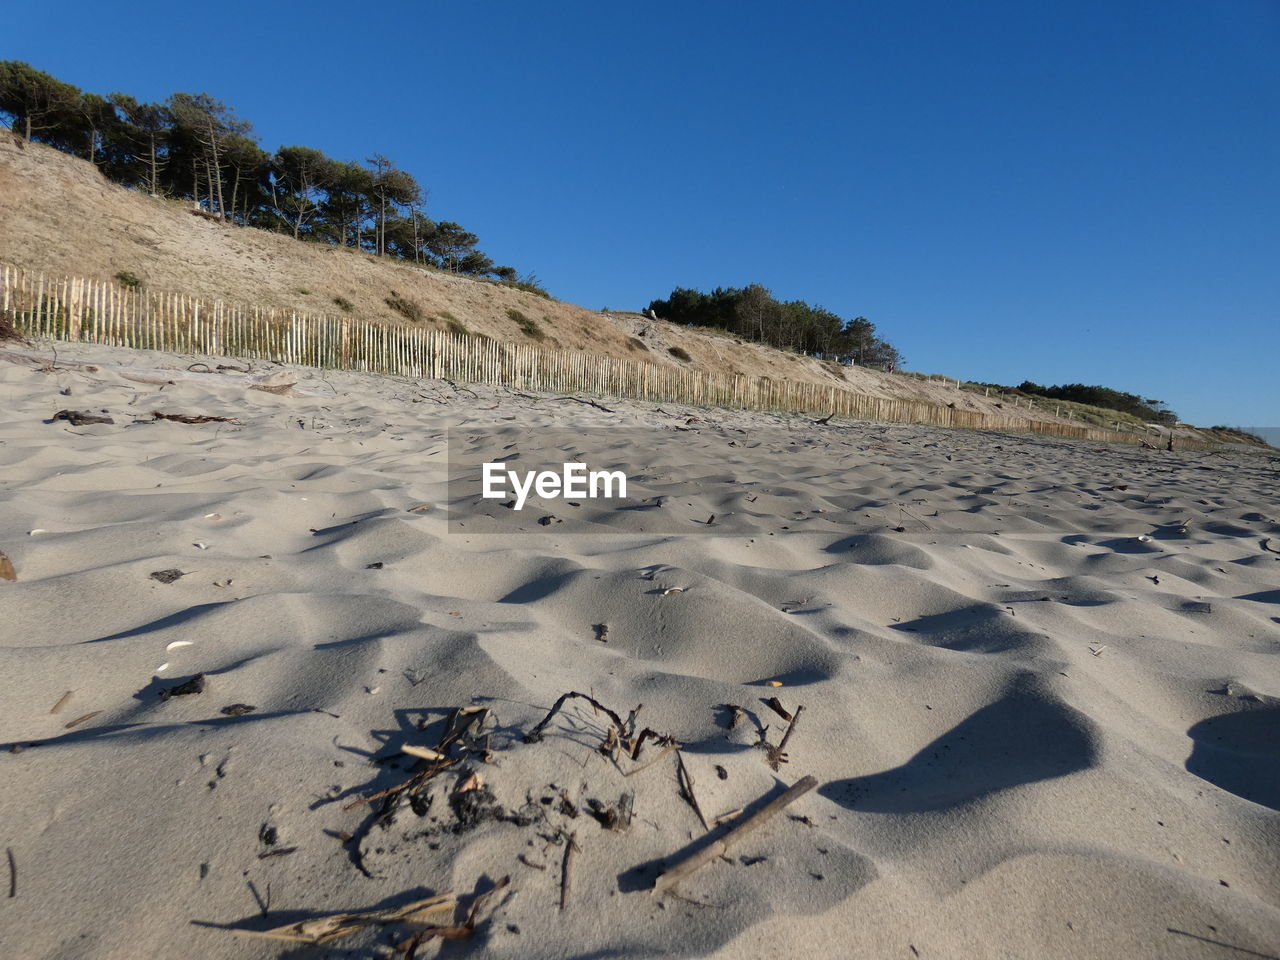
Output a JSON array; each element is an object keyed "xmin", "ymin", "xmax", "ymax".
[{"xmin": 0, "ymin": 135, "xmax": 1074, "ymax": 424}]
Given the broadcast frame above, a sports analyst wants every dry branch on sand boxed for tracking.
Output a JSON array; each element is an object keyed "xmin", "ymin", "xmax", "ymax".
[
  {"xmin": 225, "ymin": 892, "xmax": 457, "ymax": 946},
  {"xmin": 523, "ymin": 691, "xmax": 674, "ymax": 763},
  {"xmin": 653, "ymin": 775, "xmax": 818, "ymax": 893},
  {"xmin": 151, "ymin": 411, "xmax": 240, "ymax": 424},
  {"xmin": 343, "ymin": 706, "xmax": 489, "ymax": 812},
  {"xmin": 219, "ymin": 876, "xmax": 510, "ymax": 951}
]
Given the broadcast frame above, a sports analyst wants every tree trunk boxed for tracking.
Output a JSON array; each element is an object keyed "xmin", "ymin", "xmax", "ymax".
[
  {"xmin": 148, "ymin": 136, "xmax": 159, "ymax": 195},
  {"xmin": 229, "ymin": 171, "xmax": 240, "ymax": 225},
  {"xmin": 206, "ymin": 119, "xmax": 224, "ymax": 218}
]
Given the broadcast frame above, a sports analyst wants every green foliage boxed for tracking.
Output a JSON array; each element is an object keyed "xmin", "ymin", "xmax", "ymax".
[
  {"xmin": 0, "ymin": 60, "xmax": 532, "ymax": 283},
  {"xmin": 332, "ymin": 296, "xmax": 353, "ymax": 313},
  {"xmin": 435, "ymin": 312, "xmax": 470, "ymax": 336},
  {"xmin": 1208, "ymin": 426, "xmax": 1268, "ymax": 446},
  {"xmin": 0, "ymin": 61, "xmax": 82, "ymax": 145},
  {"xmin": 113, "ymin": 271, "xmax": 142, "ymax": 288},
  {"xmin": 668, "ymin": 346, "xmax": 692, "ymax": 362},
  {"xmin": 1016, "ymin": 381, "xmax": 1178, "ymax": 425},
  {"xmin": 648, "ymin": 285, "xmax": 902, "ymax": 367},
  {"xmin": 496, "ymin": 274, "xmax": 551, "ymax": 299},
  {"xmin": 506, "ymin": 308, "xmax": 545, "ymax": 340},
  {"xmin": 385, "ymin": 292, "xmax": 424, "ymax": 322}
]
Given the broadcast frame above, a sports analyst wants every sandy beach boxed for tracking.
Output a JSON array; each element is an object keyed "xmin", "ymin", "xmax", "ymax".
[{"xmin": 1, "ymin": 341, "xmax": 1278, "ymax": 960}]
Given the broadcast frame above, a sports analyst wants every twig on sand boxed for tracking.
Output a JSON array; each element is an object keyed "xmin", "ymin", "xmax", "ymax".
[
  {"xmin": 151, "ymin": 411, "xmax": 240, "ymax": 424},
  {"xmin": 776, "ymin": 705, "xmax": 804, "ymax": 756},
  {"xmin": 548, "ymin": 396, "xmax": 614, "ymax": 413},
  {"xmin": 560, "ymin": 832, "xmax": 579, "ymax": 910},
  {"xmin": 508, "ymin": 391, "xmax": 615, "ymax": 413},
  {"xmin": 813, "ymin": 412, "xmax": 835, "ymax": 425},
  {"xmin": 897, "ymin": 504, "xmax": 933, "ymax": 531},
  {"xmin": 525, "ymin": 692, "xmax": 628, "ymax": 745},
  {"xmin": 63, "ymin": 711, "xmax": 102, "ymax": 730},
  {"xmin": 346, "ymin": 707, "xmax": 488, "ymax": 811},
  {"xmin": 396, "ymin": 876, "xmax": 511, "ymax": 958},
  {"xmin": 763, "ymin": 697, "xmax": 791, "ymax": 722},
  {"xmin": 763, "ymin": 705, "xmax": 805, "ymax": 770},
  {"xmin": 622, "ymin": 740, "xmax": 679, "ymax": 777},
  {"xmin": 226, "ymin": 891, "xmax": 458, "ymax": 946},
  {"xmin": 343, "ymin": 756, "xmax": 457, "ymax": 812},
  {"xmin": 524, "ymin": 691, "xmax": 673, "ymax": 761},
  {"xmin": 49, "ymin": 690, "xmax": 73, "ymax": 714},
  {"xmin": 653, "ymin": 775, "xmax": 819, "ymax": 893},
  {"xmin": 676, "ymin": 751, "xmax": 709, "ymax": 830},
  {"xmin": 6, "ymin": 847, "xmax": 15, "ymax": 898}
]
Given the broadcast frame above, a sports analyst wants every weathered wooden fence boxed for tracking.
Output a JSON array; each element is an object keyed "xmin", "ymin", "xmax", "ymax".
[{"xmin": 0, "ymin": 265, "xmax": 1203, "ymax": 448}]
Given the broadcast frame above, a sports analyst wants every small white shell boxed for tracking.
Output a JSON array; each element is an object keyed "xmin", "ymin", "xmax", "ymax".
[
  {"xmin": 165, "ymin": 640, "xmax": 194, "ymax": 651},
  {"xmin": 156, "ymin": 662, "xmax": 170, "ymax": 673},
  {"xmin": 193, "ymin": 542, "xmax": 209, "ymax": 550},
  {"xmin": 28, "ymin": 529, "xmax": 47, "ymax": 536},
  {"xmin": 1136, "ymin": 535, "xmax": 1151, "ymax": 542}
]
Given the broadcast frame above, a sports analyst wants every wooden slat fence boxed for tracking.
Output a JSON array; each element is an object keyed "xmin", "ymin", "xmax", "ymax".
[{"xmin": 0, "ymin": 264, "xmax": 1208, "ymax": 449}]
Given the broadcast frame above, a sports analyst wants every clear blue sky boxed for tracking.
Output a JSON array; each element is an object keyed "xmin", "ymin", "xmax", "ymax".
[{"xmin": 5, "ymin": 1, "xmax": 1277, "ymax": 427}]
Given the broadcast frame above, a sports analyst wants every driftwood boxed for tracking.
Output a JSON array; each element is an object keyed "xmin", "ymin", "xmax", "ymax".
[
  {"xmin": 6, "ymin": 847, "xmax": 14, "ymax": 898},
  {"xmin": 509, "ymin": 391, "xmax": 614, "ymax": 413},
  {"xmin": 675, "ymin": 751, "xmax": 709, "ymax": 830},
  {"xmin": 560, "ymin": 832, "xmax": 579, "ymax": 910},
  {"xmin": 343, "ymin": 706, "xmax": 487, "ymax": 812},
  {"xmin": 653, "ymin": 775, "xmax": 818, "ymax": 893},
  {"xmin": 395, "ymin": 876, "xmax": 510, "ymax": 958},
  {"xmin": 763, "ymin": 697, "xmax": 791, "ymax": 722},
  {"xmin": 152, "ymin": 411, "xmax": 240, "ymax": 424},
  {"xmin": 227, "ymin": 892, "xmax": 457, "ymax": 945},
  {"xmin": 63, "ymin": 710, "xmax": 102, "ymax": 730}
]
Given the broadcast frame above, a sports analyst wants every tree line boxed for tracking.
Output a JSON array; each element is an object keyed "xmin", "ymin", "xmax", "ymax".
[
  {"xmin": 647, "ymin": 284, "xmax": 903, "ymax": 368},
  {"xmin": 0, "ymin": 61, "xmax": 530, "ymax": 285},
  {"xmin": 1013, "ymin": 381, "xmax": 1179, "ymax": 425}
]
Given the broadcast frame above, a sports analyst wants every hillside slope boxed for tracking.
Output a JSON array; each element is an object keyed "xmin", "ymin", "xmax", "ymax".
[
  {"xmin": 0, "ymin": 138, "xmax": 1028, "ymax": 409},
  {"xmin": 0, "ymin": 136, "xmax": 1252, "ymax": 446}
]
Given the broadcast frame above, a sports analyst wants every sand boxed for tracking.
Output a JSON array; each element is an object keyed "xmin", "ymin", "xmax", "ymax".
[{"xmin": 0, "ymin": 341, "xmax": 1277, "ymax": 960}]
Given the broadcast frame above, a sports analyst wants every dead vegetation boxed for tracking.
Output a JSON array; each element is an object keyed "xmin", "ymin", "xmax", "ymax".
[{"xmin": 0, "ymin": 308, "xmax": 24, "ymax": 344}]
